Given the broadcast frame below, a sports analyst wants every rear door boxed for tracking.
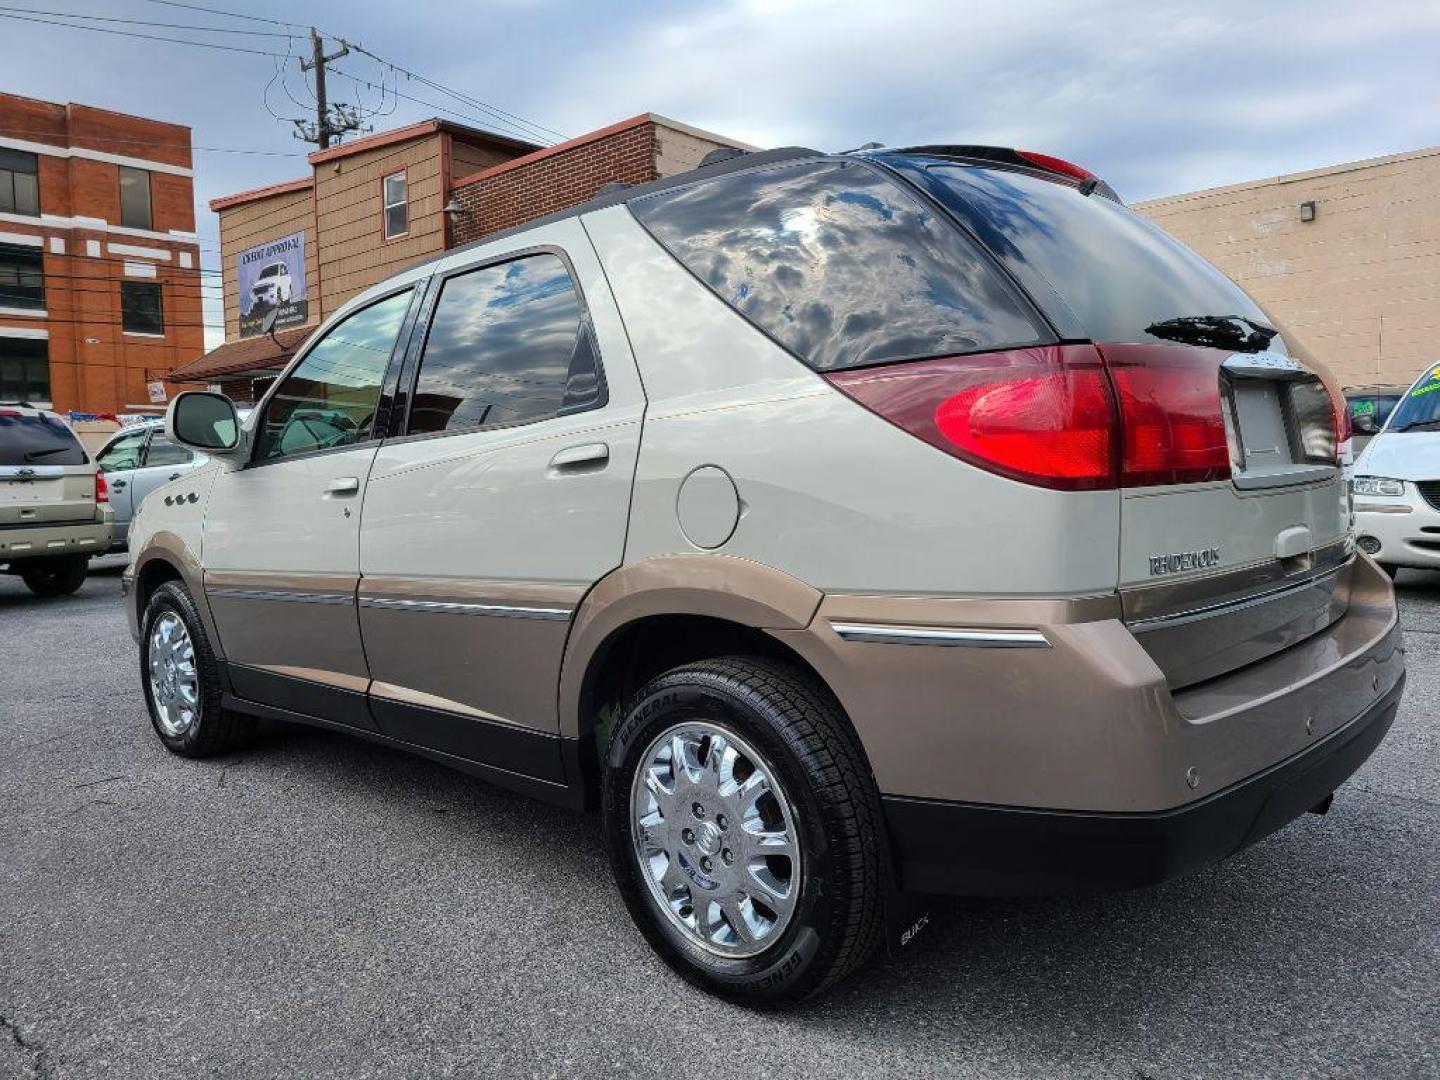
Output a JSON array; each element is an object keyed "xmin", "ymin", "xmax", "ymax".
[
  {"xmin": 128, "ymin": 432, "xmax": 198, "ymax": 509},
  {"xmin": 357, "ymin": 221, "xmax": 644, "ymax": 778},
  {"xmin": 907, "ymin": 159, "xmax": 1348, "ymax": 686},
  {"xmin": 96, "ymin": 428, "xmax": 148, "ymax": 526},
  {"xmin": 203, "ymin": 286, "xmax": 420, "ymax": 727}
]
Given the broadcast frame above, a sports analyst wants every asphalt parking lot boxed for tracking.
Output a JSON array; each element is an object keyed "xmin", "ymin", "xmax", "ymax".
[{"xmin": 2, "ymin": 557, "xmax": 1437, "ymax": 1080}]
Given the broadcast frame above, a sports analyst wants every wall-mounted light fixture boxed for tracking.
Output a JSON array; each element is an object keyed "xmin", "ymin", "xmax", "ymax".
[
  {"xmin": 443, "ymin": 199, "xmax": 470, "ymax": 219},
  {"xmin": 1299, "ymin": 200, "xmax": 1317, "ymax": 223}
]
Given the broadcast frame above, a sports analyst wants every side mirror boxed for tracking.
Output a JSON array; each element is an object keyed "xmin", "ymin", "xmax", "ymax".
[
  {"xmin": 168, "ymin": 391, "xmax": 241, "ymax": 453},
  {"xmin": 1352, "ymin": 413, "xmax": 1378, "ymax": 435}
]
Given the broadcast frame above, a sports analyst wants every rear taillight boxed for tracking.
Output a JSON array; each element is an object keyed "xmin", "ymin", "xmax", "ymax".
[
  {"xmin": 95, "ymin": 472, "xmax": 109, "ymax": 504},
  {"xmin": 1098, "ymin": 345, "xmax": 1232, "ymax": 486},
  {"xmin": 827, "ymin": 343, "xmax": 1245, "ymax": 491},
  {"xmin": 826, "ymin": 345, "xmax": 1118, "ymax": 490}
]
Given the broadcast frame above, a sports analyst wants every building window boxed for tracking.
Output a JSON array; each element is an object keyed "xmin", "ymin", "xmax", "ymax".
[
  {"xmin": 120, "ymin": 281, "xmax": 164, "ymax": 335},
  {"xmin": 0, "ymin": 337, "xmax": 50, "ymax": 403},
  {"xmin": 382, "ymin": 171, "xmax": 408, "ymax": 239},
  {"xmin": 0, "ymin": 243, "xmax": 45, "ymax": 310},
  {"xmin": 119, "ymin": 166, "xmax": 153, "ymax": 230},
  {"xmin": 0, "ymin": 150, "xmax": 39, "ymax": 217}
]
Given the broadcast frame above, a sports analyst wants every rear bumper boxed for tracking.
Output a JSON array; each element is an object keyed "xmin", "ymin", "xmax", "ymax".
[
  {"xmin": 883, "ymin": 673, "xmax": 1404, "ymax": 896},
  {"xmin": 0, "ymin": 516, "xmax": 111, "ymax": 565}
]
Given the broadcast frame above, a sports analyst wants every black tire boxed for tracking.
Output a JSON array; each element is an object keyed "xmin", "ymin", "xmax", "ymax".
[
  {"xmin": 602, "ymin": 656, "xmax": 884, "ymax": 1007},
  {"xmin": 140, "ymin": 580, "xmax": 252, "ymax": 757},
  {"xmin": 19, "ymin": 554, "xmax": 88, "ymax": 597}
]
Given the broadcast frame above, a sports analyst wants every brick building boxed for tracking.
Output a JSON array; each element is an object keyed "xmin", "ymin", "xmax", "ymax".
[
  {"xmin": 177, "ymin": 114, "xmax": 745, "ymax": 397},
  {"xmin": 1135, "ymin": 145, "xmax": 1440, "ymax": 389},
  {"xmin": 0, "ymin": 91, "xmax": 204, "ymax": 414}
]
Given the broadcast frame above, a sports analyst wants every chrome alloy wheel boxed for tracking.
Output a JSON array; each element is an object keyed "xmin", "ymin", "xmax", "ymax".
[
  {"xmin": 630, "ymin": 722, "xmax": 801, "ymax": 958},
  {"xmin": 148, "ymin": 611, "xmax": 200, "ymax": 737}
]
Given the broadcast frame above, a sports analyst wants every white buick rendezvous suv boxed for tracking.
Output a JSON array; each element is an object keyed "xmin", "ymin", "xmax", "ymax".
[{"xmin": 125, "ymin": 144, "xmax": 1403, "ymax": 1005}]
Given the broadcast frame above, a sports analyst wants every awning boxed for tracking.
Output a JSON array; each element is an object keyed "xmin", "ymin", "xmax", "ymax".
[{"xmin": 167, "ymin": 327, "xmax": 313, "ymax": 383}]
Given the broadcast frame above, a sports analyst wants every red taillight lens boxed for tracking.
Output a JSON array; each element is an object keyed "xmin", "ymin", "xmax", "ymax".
[
  {"xmin": 1015, "ymin": 150, "xmax": 1094, "ymax": 183},
  {"xmin": 1098, "ymin": 344, "xmax": 1232, "ymax": 486},
  {"xmin": 826, "ymin": 345, "xmax": 1119, "ymax": 490},
  {"xmin": 95, "ymin": 472, "xmax": 109, "ymax": 504}
]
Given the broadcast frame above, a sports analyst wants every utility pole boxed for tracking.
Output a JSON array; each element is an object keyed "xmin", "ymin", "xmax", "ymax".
[{"xmin": 295, "ymin": 27, "xmax": 362, "ymax": 150}]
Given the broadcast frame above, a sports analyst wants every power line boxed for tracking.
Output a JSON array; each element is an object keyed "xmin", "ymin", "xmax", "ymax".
[
  {"xmin": 0, "ymin": 10, "xmax": 290, "ymax": 55},
  {"xmin": 142, "ymin": 0, "xmax": 305, "ymax": 30},
  {"xmin": 330, "ymin": 67, "xmax": 548, "ymax": 146},
  {"xmin": 0, "ymin": 4, "xmax": 300, "ymax": 37}
]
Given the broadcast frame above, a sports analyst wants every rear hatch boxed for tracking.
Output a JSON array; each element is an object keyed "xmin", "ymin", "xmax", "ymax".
[
  {"xmin": 0, "ymin": 409, "xmax": 97, "ymax": 526},
  {"xmin": 893, "ymin": 156, "xmax": 1350, "ymax": 688}
]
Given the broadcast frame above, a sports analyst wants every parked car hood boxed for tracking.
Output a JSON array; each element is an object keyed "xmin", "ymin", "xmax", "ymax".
[{"xmin": 1355, "ymin": 431, "xmax": 1440, "ymax": 481}]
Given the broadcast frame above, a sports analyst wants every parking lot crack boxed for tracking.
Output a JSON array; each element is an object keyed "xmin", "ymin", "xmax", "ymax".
[{"xmin": 0, "ymin": 1012, "xmax": 54, "ymax": 1080}]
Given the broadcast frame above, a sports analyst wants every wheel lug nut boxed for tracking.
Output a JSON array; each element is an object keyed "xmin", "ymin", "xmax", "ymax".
[
  {"xmin": 682, "ymin": 828, "xmax": 695, "ymax": 844},
  {"xmin": 717, "ymin": 814, "xmax": 728, "ymax": 830},
  {"xmin": 692, "ymin": 803, "xmax": 706, "ymax": 818},
  {"xmin": 701, "ymin": 857, "xmax": 714, "ymax": 872},
  {"xmin": 722, "ymin": 849, "xmax": 734, "ymax": 865}
]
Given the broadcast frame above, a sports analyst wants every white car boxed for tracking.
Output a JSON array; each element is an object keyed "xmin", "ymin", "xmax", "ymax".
[
  {"xmin": 1352, "ymin": 362, "xmax": 1440, "ymax": 575},
  {"xmin": 248, "ymin": 261, "xmax": 292, "ymax": 312}
]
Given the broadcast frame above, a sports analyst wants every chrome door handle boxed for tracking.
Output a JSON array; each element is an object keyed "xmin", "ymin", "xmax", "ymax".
[
  {"xmin": 549, "ymin": 443, "xmax": 609, "ymax": 471},
  {"xmin": 325, "ymin": 476, "xmax": 360, "ymax": 496}
]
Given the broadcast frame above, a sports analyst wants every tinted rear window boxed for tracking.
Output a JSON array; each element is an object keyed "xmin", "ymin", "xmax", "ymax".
[
  {"xmin": 0, "ymin": 413, "xmax": 87, "ymax": 466},
  {"xmin": 631, "ymin": 160, "xmax": 1045, "ymax": 372},
  {"xmin": 918, "ymin": 164, "xmax": 1273, "ymax": 347}
]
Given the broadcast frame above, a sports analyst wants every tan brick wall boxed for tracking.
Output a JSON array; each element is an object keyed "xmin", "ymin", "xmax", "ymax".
[
  {"xmin": 652, "ymin": 117, "xmax": 747, "ymax": 177},
  {"xmin": 217, "ymin": 186, "xmax": 317, "ymax": 339},
  {"xmin": 312, "ymin": 133, "xmax": 447, "ymax": 315},
  {"xmin": 1135, "ymin": 147, "xmax": 1440, "ymax": 389}
]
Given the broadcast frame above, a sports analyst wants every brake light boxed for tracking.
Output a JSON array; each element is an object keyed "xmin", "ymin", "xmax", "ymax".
[
  {"xmin": 826, "ymin": 345, "xmax": 1118, "ymax": 490},
  {"xmin": 95, "ymin": 472, "xmax": 109, "ymax": 504},
  {"xmin": 1015, "ymin": 150, "xmax": 1095, "ymax": 183},
  {"xmin": 1098, "ymin": 345, "xmax": 1232, "ymax": 486},
  {"xmin": 0, "ymin": 408, "xmax": 22, "ymax": 417}
]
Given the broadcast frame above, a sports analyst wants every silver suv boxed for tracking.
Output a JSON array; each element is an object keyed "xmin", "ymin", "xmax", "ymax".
[
  {"xmin": 95, "ymin": 420, "xmax": 205, "ymax": 552},
  {"xmin": 1, "ymin": 403, "xmax": 111, "ymax": 595},
  {"xmin": 126, "ymin": 145, "xmax": 1404, "ymax": 1005}
]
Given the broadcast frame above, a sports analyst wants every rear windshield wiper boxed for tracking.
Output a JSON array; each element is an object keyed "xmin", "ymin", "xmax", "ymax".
[
  {"xmin": 23, "ymin": 446, "xmax": 70, "ymax": 461},
  {"xmin": 1144, "ymin": 315, "xmax": 1278, "ymax": 353}
]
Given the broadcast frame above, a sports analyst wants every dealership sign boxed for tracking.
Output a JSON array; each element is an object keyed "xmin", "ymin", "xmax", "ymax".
[{"xmin": 238, "ymin": 231, "xmax": 308, "ymax": 338}]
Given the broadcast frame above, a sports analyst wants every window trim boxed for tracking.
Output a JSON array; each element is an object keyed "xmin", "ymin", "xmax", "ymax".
[
  {"xmin": 118, "ymin": 165, "xmax": 154, "ymax": 231},
  {"xmin": 381, "ymin": 169, "xmax": 409, "ymax": 242},
  {"xmin": 0, "ymin": 150, "xmax": 40, "ymax": 218},
  {"xmin": 628, "ymin": 154, "xmax": 1056, "ymax": 375},
  {"xmin": 243, "ymin": 283, "xmax": 423, "ymax": 470},
  {"xmin": 119, "ymin": 280, "xmax": 164, "ymax": 336},
  {"xmin": 388, "ymin": 243, "xmax": 609, "ymax": 446},
  {"xmin": 0, "ymin": 241, "xmax": 46, "ymax": 311}
]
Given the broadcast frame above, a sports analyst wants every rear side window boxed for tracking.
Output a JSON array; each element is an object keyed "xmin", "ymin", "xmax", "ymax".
[
  {"xmin": 630, "ymin": 160, "xmax": 1044, "ymax": 372},
  {"xmin": 407, "ymin": 253, "xmax": 604, "ymax": 435},
  {"xmin": 918, "ymin": 164, "xmax": 1272, "ymax": 347},
  {"xmin": 0, "ymin": 413, "xmax": 87, "ymax": 466}
]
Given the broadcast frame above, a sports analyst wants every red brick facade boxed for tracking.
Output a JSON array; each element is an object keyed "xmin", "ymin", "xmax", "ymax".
[
  {"xmin": 0, "ymin": 92, "xmax": 204, "ymax": 414},
  {"xmin": 448, "ymin": 117, "xmax": 660, "ymax": 244}
]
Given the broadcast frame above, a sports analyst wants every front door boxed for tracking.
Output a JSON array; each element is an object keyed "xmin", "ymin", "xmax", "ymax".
[
  {"xmin": 203, "ymin": 286, "xmax": 418, "ymax": 729},
  {"xmin": 358, "ymin": 226, "xmax": 644, "ymax": 781},
  {"xmin": 95, "ymin": 427, "xmax": 147, "ymax": 535}
]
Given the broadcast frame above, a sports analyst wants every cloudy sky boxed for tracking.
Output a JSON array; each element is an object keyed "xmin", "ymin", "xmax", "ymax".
[{"xmin": 4, "ymin": 0, "xmax": 1439, "ymax": 348}]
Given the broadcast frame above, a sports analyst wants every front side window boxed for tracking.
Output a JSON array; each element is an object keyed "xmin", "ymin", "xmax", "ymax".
[
  {"xmin": 0, "ymin": 243, "xmax": 45, "ymax": 310},
  {"xmin": 0, "ymin": 150, "xmax": 39, "ymax": 217},
  {"xmin": 120, "ymin": 281, "xmax": 164, "ymax": 335},
  {"xmin": 98, "ymin": 429, "xmax": 148, "ymax": 471},
  {"xmin": 119, "ymin": 166, "xmax": 153, "ymax": 230},
  {"xmin": 0, "ymin": 337, "xmax": 50, "ymax": 404},
  {"xmin": 255, "ymin": 289, "xmax": 413, "ymax": 461},
  {"xmin": 383, "ymin": 172, "xmax": 408, "ymax": 239},
  {"xmin": 631, "ymin": 159, "xmax": 1044, "ymax": 372},
  {"xmin": 408, "ymin": 254, "xmax": 603, "ymax": 435}
]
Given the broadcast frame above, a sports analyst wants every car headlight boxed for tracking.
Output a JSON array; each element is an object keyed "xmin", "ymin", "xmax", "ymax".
[{"xmin": 1353, "ymin": 475, "xmax": 1405, "ymax": 497}]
